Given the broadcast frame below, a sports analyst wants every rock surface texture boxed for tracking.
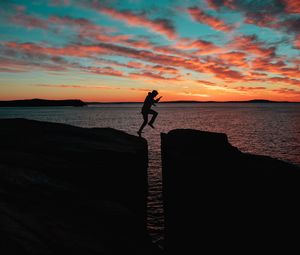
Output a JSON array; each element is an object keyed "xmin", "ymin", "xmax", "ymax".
[
  {"xmin": 0, "ymin": 118, "xmax": 160, "ymax": 255},
  {"xmin": 161, "ymin": 129, "xmax": 300, "ymax": 254}
]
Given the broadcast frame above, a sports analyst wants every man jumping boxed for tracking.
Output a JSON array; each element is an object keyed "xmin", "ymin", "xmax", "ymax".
[{"xmin": 137, "ymin": 90, "xmax": 162, "ymax": 137}]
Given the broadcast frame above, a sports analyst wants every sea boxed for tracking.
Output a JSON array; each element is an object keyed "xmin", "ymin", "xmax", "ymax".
[{"xmin": 1, "ymin": 102, "xmax": 300, "ymax": 248}]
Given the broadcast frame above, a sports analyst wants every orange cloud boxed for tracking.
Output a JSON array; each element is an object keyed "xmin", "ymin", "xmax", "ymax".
[
  {"xmin": 37, "ymin": 84, "xmax": 121, "ymax": 90},
  {"xmin": 99, "ymin": 7, "xmax": 177, "ymax": 39},
  {"xmin": 187, "ymin": 7, "xmax": 234, "ymax": 32},
  {"xmin": 234, "ymin": 86, "xmax": 266, "ymax": 91},
  {"xmin": 272, "ymin": 88, "xmax": 300, "ymax": 96},
  {"xmin": 267, "ymin": 77, "xmax": 300, "ymax": 86},
  {"xmin": 178, "ymin": 92, "xmax": 210, "ymax": 97},
  {"xmin": 216, "ymin": 51, "xmax": 248, "ymax": 67}
]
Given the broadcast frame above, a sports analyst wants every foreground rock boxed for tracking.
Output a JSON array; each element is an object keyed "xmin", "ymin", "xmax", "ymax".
[
  {"xmin": 161, "ymin": 129, "xmax": 300, "ymax": 254},
  {"xmin": 0, "ymin": 118, "xmax": 160, "ymax": 255}
]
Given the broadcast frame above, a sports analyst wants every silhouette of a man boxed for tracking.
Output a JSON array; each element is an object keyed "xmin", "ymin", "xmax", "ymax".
[{"xmin": 137, "ymin": 90, "xmax": 162, "ymax": 137}]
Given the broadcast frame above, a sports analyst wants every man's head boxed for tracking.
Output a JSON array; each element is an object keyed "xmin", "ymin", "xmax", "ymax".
[{"xmin": 152, "ymin": 90, "xmax": 158, "ymax": 96}]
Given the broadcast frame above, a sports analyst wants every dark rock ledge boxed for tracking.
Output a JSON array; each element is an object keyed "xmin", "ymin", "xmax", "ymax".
[
  {"xmin": 161, "ymin": 129, "xmax": 300, "ymax": 254},
  {"xmin": 2, "ymin": 120, "xmax": 300, "ymax": 255},
  {"xmin": 0, "ymin": 118, "xmax": 160, "ymax": 255}
]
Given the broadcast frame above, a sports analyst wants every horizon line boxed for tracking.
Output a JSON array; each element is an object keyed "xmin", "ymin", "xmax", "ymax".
[{"xmin": 1, "ymin": 98, "xmax": 300, "ymax": 104}]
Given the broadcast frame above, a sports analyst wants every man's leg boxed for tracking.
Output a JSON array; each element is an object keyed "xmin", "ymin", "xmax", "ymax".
[
  {"xmin": 138, "ymin": 113, "xmax": 148, "ymax": 136},
  {"xmin": 148, "ymin": 110, "xmax": 158, "ymax": 128}
]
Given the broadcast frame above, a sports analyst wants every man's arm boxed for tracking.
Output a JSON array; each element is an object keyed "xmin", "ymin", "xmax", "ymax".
[{"xmin": 154, "ymin": 96, "xmax": 162, "ymax": 103}]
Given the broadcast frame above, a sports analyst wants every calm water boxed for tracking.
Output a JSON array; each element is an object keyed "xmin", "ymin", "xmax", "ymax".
[{"xmin": 1, "ymin": 103, "xmax": 300, "ymax": 248}]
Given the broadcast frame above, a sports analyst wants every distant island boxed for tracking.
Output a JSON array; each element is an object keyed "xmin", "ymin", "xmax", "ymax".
[
  {"xmin": 86, "ymin": 99, "xmax": 299, "ymax": 104},
  {"xmin": 1, "ymin": 99, "xmax": 299, "ymax": 107},
  {"xmin": 0, "ymin": 99, "xmax": 86, "ymax": 107}
]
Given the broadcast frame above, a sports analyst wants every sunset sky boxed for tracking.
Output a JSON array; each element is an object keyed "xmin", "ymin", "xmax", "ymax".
[{"xmin": 0, "ymin": 0, "xmax": 300, "ymax": 102}]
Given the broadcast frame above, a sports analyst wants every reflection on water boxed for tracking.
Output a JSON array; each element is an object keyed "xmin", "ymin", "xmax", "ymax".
[{"xmin": 1, "ymin": 103, "xmax": 300, "ymax": 248}]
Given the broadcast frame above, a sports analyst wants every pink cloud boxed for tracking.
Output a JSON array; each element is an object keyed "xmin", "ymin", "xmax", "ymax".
[
  {"xmin": 2, "ymin": 44, "xmax": 126, "ymax": 78},
  {"xmin": 10, "ymin": 13, "xmax": 125, "ymax": 45},
  {"xmin": 187, "ymin": 7, "xmax": 234, "ymax": 32},
  {"xmin": 49, "ymin": 15, "xmax": 105, "ymax": 29},
  {"xmin": 294, "ymin": 35, "xmax": 300, "ymax": 49},
  {"xmin": 174, "ymin": 38, "xmax": 222, "ymax": 54},
  {"xmin": 282, "ymin": 0, "xmax": 300, "ymax": 14},
  {"xmin": 82, "ymin": 32, "xmax": 131, "ymax": 44},
  {"xmin": 123, "ymin": 39, "xmax": 155, "ymax": 49},
  {"xmin": 251, "ymin": 57, "xmax": 300, "ymax": 79},
  {"xmin": 129, "ymin": 71, "xmax": 181, "ymax": 81},
  {"xmin": 99, "ymin": 7, "xmax": 176, "ymax": 39},
  {"xmin": 4, "ymin": 41, "xmax": 247, "ymax": 82},
  {"xmin": 89, "ymin": 42, "xmax": 246, "ymax": 81},
  {"xmin": 14, "ymin": 5, "xmax": 26, "ymax": 12},
  {"xmin": 196, "ymin": 80, "xmax": 217, "ymax": 86},
  {"xmin": 6, "ymin": 42, "xmax": 107, "ymax": 57},
  {"xmin": 152, "ymin": 46, "xmax": 187, "ymax": 57},
  {"xmin": 49, "ymin": 16, "xmax": 131, "ymax": 44},
  {"xmin": 149, "ymin": 65, "xmax": 179, "ymax": 74},
  {"xmin": 205, "ymin": 0, "xmax": 236, "ymax": 10},
  {"xmin": 11, "ymin": 13, "xmax": 49, "ymax": 30},
  {"xmin": 0, "ymin": 56, "xmax": 68, "ymax": 73},
  {"xmin": 244, "ymin": 14, "xmax": 280, "ymax": 29},
  {"xmin": 84, "ymin": 66, "xmax": 125, "ymax": 77},
  {"xmin": 229, "ymin": 35, "xmax": 276, "ymax": 57},
  {"xmin": 206, "ymin": 64, "xmax": 245, "ymax": 81}
]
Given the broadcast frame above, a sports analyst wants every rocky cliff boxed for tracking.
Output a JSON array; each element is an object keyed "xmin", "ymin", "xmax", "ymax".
[
  {"xmin": 161, "ymin": 129, "xmax": 300, "ymax": 254},
  {"xmin": 0, "ymin": 118, "xmax": 160, "ymax": 255}
]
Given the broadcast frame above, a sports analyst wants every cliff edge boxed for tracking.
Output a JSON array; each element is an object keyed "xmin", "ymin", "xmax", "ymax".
[
  {"xmin": 0, "ymin": 118, "xmax": 159, "ymax": 255},
  {"xmin": 161, "ymin": 129, "xmax": 300, "ymax": 254}
]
